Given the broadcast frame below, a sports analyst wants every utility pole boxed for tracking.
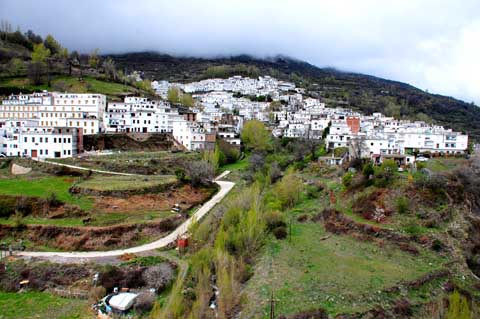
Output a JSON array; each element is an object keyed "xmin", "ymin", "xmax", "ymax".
[{"xmin": 269, "ymin": 291, "xmax": 275, "ymax": 319}]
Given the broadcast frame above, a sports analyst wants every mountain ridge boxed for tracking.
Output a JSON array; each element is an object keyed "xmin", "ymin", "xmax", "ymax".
[{"xmin": 106, "ymin": 52, "xmax": 480, "ymax": 141}]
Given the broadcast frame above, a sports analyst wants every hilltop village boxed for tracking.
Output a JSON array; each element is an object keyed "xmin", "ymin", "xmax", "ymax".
[{"xmin": 0, "ymin": 75, "xmax": 468, "ymax": 163}]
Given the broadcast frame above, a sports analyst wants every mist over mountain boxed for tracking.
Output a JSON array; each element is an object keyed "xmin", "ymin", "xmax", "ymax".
[{"xmin": 106, "ymin": 51, "xmax": 480, "ymax": 141}]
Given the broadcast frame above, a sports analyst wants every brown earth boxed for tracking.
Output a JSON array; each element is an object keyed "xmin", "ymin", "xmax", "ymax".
[
  {"xmin": 321, "ymin": 208, "xmax": 423, "ymax": 255},
  {"xmin": 93, "ymin": 184, "xmax": 217, "ymax": 213},
  {"xmin": 83, "ymin": 133, "xmax": 174, "ymax": 152},
  {"xmin": 0, "ymin": 215, "xmax": 183, "ymax": 251}
]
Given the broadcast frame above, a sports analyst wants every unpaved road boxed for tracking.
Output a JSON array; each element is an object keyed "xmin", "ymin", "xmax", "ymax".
[
  {"xmin": 18, "ymin": 171, "xmax": 234, "ymax": 261},
  {"xmin": 34, "ymin": 158, "xmax": 137, "ymax": 176}
]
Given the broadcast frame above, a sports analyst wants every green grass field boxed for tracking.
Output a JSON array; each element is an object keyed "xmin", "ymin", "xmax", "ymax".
[
  {"xmin": 0, "ymin": 176, "xmax": 92, "ymax": 210},
  {"xmin": 75, "ymin": 174, "xmax": 177, "ymax": 192},
  {"xmin": 52, "ymin": 151, "xmax": 200, "ymax": 175},
  {"xmin": 0, "ymin": 291, "xmax": 90, "ymax": 319},
  {"xmin": 242, "ymin": 223, "xmax": 446, "ymax": 318},
  {"xmin": 0, "ymin": 210, "xmax": 173, "ymax": 227},
  {"xmin": 0, "ymin": 75, "xmax": 146, "ymax": 99}
]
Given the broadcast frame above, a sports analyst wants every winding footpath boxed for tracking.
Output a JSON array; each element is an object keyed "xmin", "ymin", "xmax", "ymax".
[{"xmin": 18, "ymin": 165, "xmax": 235, "ymax": 261}]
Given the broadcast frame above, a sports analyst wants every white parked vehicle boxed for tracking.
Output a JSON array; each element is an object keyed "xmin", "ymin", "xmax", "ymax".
[{"xmin": 416, "ymin": 156, "xmax": 429, "ymax": 162}]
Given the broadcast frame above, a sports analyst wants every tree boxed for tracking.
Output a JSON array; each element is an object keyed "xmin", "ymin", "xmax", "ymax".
[
  {"xmin": 29, "ymin": 43, "xmax": 50, "ymax": 85},
  {"xmin": 9, "ymin": 29, "xmax": 30, "ymax": 48},
  {"xmin": 202, "ymin": 145, "xmax": 220, "ymax": 169},
  {"xmin": 43, "ymin": 34, "xmax": 62, "ymax": 55},
  {"xmin": 28, "ymin": 62, "xmax": 46, "ymax": 85},
  {"xmin": 31, "ymin": 43, "xmax": 50, "ymax": 63},
  {"xmin": 241, "ymin": 120, "xmax": 270, "ymax": 151},
  {"xmin": 102, "ymin": 58, "xmax": 117, "ymax": 80},
  {"xmin": 26, "ymin": 30, "xmax": 42, "ymax": 45},
  {"xmin": 8, "ymin": 58, "xmax": 25, "ymax": 76},
  {"xmin": 349, "ymin": 136, "xmax": 367, "ymax": 159},
  {"xmin": 185, "ymin": 161, "xmax": 214, "ymax": 186},
  {"xmin": 274, "ymin": 170, "xmax": 303, "ymax": 208},
  {"xmin": 217, "ymin": 139, "xmax": 240, "ymax": 164},
  {"xmin": 167, "ymin": 87, "xmax": 181, "ymax": 104},
  {"xmin": 88, "ymin": 48, "xmax": 100, "ymax": 69},
  {"xmin": 180, "ymin": 93, "xmax": 194, "ymax": 107}
]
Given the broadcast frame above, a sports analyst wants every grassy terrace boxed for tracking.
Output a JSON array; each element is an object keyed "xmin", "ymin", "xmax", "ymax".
[
  {"xmin": 75, "ymin": 174, "xmax": 177, "ymax": 192},
  {"xmin": 0, "ymin": 176, "xmax": 92, "ymax": 210},
  {"xmin": 0, "ymin": 75, "xmax": 145, "ymax": 99},
  {"xmin": 242, "ymin": 223, "xmax": 446, "ymax": 317},
  {"xmin": 0, "ymin": 291, "xmax": 89, "ymax": 319},
  {"xmin": 51, "ymin": 151, "xmax": 200, "ymax": 175},
  {"xmin": 0, "ymin": 210, "xmax": 174, "ymax": 227}
]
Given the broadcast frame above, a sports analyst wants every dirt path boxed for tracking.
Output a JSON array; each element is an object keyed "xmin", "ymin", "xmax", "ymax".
[
  {"xmin": 34, "ymin": 158, "xmax": 137, "ymax": 176},
  {"xmin": 18, "ymin": 172, "xmax": 234, "ymax": 260}
]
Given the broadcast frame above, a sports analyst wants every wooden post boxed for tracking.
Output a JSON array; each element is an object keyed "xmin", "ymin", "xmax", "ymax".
[{"xmin": 270, "ymin": 291, "xmax": 275, "ymax": 319}]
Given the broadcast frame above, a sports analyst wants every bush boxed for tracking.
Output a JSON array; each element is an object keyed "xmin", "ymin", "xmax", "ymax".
[
  {"xmin": 185, "ymin": 160, "xmax": 214, "ymax": 186},
  {"xmin": 362, "ymin": 162, "xmax": 374, "ymax": 178},
  {"xmin": 217, "ymin": 139, "xmax": 240, "ymax": 164},
  {"xmin": 274, "ymin": 171, "xmax": 303, "ymax": 208},
  {"xmin": 0, "ymin": 196, "xmax": 16, "ymax": 218},
  {"xmin": 273, "ymin": 226, "xmax": 288, "ymax": 239},
  {"xmin": 89, "ymin": 286, "xmax": 106, "ymax": 303},
  {"xmin": 432, "ymin": 239, "xmax": 444, "ymax": 251},
  {"xmin": 134, "ymin": 291, "xmax": 156, "ymax": 312},
  {"xmin": 342, "ymin": 172, "xmax": 354, "ymax": 188},
  {"xmin": 264, "ymin": 211, "xmax": 286, "ymax": 231},
  {"xmin": 141, "ymin": 263, "xmax": 175, "ymax": 292},
  {"xmin": 395, "ymin": 196, "xmax": 409, "ymax": 214},
  {"xmin": 446, "ymin": 290, "xmax": 472, "ymax": 319},
  {"xmin": 47, "ymin": 193, "xmax": 62, "ymax": 208}
]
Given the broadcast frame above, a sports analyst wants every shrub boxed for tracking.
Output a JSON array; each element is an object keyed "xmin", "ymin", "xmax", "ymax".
[
  {"xmin": 141, "ymin": 263, "xmax": 175, "ymax": 292},
  {"xmin": 174, "ymin": 168, "xmax": 186, "ymax": 181},
  {"xmin": 134, "ymin": 291, "xmax": 156, "ymax": 312},
  {"xmin": 342, "ymin": 172, "xmax": 354, "ymax": 188},
  {"xmin": 395, "ymin": 196, "xmax": 409, "ymax": 214},
  {"xmin": 362, "ymin": 162, "xmax": 374, "ymax": 178},
  {"xmin": 11, "ymin": 211, "xmax": 25, "ymax": 229},
  {"xmin": 393, "ymin": 298, "xmax": 412, "ymax": 316},
  {"xmin": 47, "ymin": 192, "xmax": 62, "ymax": 208},
  {"xmin": 297, "ymin": 214, "xmax": 308, "ymax": 222},
  {"xmin": 432, "ymin": 239, "xmax": 444, "ymax": 251},
  {"xmin": 274, "ymin": 171, "xmax": 303, "ymax": 208},
  {"xmin": 273, "ymin": 226, "xmax": 288, "ymax": 239},
  {"xmin": 268, "ymin": 161, "xmax": 282, "ymax": 184},
  {"xmin": 89, "ymin": 286, "xmax": 106, "ymax": 303},
  {"xmin": 404, "ymin": 222, "xmax": 425, "ymax": 236},
  {"xmin": 0, "ymin": 196, "xmax": 16, "ymax": 218},
  {"xmin": 446, "ymin": 290, "xmax": 472, "ymax": 319},
  {"xmin": 264, "ymin": 211, "xmax": 286, "ymax": 231},
  {"xmin": 185, "ymin": 160, "xmax": 214, "ymax": 186}
]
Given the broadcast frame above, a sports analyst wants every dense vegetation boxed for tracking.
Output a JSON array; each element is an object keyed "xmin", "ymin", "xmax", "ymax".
[{"xmin": 108, "ymin": 52, "xmax": 480, "ymax": 141}]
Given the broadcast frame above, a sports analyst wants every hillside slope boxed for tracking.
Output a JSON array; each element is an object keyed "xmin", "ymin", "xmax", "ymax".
[{"xmin": 107, "ymin": 52, "xmax": 480, "ymax": 141}]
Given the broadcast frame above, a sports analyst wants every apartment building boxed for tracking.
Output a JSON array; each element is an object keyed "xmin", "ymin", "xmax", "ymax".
[
  {"xmin": 1, "ymin": 92, "xmax": 106, "ymax": 135},
  {"xmin": 0, "ymin": 120, "xmax": 82, "ymax": 159},
  {"xmin": 104, "ymin": 97, "xmax": 182, "ymax": 133}
]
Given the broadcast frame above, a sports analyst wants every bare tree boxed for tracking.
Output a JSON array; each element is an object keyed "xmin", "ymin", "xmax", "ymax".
[{"xmin": 348, "ymin": 136, "xmax": 367, "ymax": 160}]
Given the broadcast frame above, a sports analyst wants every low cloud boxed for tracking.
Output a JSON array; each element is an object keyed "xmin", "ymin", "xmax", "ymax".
[{"xmin": 1, "ymin": 0, "xmax": 479, "ymax": 104}]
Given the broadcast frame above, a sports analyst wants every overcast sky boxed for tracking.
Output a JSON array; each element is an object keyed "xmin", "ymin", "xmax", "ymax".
[{"xmin": 2, "ymin": 0, "xmax": 479, "ymax": 104}]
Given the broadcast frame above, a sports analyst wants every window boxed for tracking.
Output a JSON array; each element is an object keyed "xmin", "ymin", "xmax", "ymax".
[
  {"xmin": 45, "ymin": 150, "xmax": 48, "ymax": 155},
  {"xmin": 40, "ymin": 137, "xmax": 43, "ymax": 143},
  {"xmin": 32, "ymin": 137, "xmax": 35, "ymax": 143},
  {"xmin": 54, "ymin": 138, "xmax": 57, "ymax": 143},
  {"xmin": 45, "ymin": 138, "xmax": 48, "ymax": 143}
]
